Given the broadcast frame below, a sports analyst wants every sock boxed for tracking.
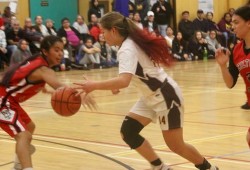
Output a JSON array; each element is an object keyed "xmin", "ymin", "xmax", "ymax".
[
  {"xmin": 23, "ymin": 168, "xmax": 33, "ymax": 170},
  {"xmin": 13, "ymin": 154, "xmax": 22, "ymax": 169},
  {"xmin": 151, "ymin": 158, "xmax": 162, "ymax": 166},
  {"xmin": 195, "ymin": 158, "xmax": 211, "ymax": 170}
]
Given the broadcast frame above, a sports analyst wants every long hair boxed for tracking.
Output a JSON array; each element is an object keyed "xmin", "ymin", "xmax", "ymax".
[
  {"xmin": 1, "ymin": 35, "xmax": 63, "ymax": 87},
  {"xmin": 100, "ymin": 12, "xmax": 174, "ymax": 67}
]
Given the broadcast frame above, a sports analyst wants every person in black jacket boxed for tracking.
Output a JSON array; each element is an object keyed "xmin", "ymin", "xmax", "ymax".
[
  {"xmin": 178, "ymin": 11, "xmax": 194, "ymax": 42},
  {"xmin": 151, "ymin": 0, "xmax": 173, "ymax": 37},
  {"xmin": 88, "ymin": 0, "xmax": 102, "ymax": 22}
]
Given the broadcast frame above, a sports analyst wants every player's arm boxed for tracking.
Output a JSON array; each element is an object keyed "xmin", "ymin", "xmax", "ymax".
[
  {"xmin": 74, "ymin": 73, "xmax": 132, "ymax": 93},
  {"xmin": 28, "ymin": 66, "xmax": 64, "ymax": 89}
]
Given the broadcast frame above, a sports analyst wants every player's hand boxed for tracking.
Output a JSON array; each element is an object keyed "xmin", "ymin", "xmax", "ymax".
[
  {"xmin": 215, "ymin": 48, "xmax": 230, "ymax": 67},
  {"xmin": 80, "ymin": 92, "xmax": 97, "ymax": 111},
  {"xmin": 111, "ymin": 89, "xmax": 120, "ymax": 95}
]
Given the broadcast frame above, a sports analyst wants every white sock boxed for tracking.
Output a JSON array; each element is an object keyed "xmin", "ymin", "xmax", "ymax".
[
  {"xmin": 13, "ymin": 154, "xmax": 22, "ymax": 169},
  {"xmin": 23, "ymin": 168, "xmax": 33, "ymax": 170}
]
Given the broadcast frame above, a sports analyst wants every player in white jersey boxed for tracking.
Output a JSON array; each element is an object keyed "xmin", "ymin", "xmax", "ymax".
[{"xmin": 75, "ymin": 12, "xmax": 218, "ymax": 170}]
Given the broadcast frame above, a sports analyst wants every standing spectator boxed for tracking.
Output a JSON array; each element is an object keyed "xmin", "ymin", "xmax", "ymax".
[
  {"xmin": 10, "ymin": 39, "xmax": 31, "ymax": 65},
  {"xmin": 73, "ymin": 15, "xmax": 90, "ymax": 42},
  {"xmin": 33, "ymin": 16, "xmax": 50, "ymax": 37},
  {"xmin": 178, "ymin": 11, "xmax": 194, "ymax": 42},
  {"xmin": 143, "ymin": 11, "xmax": 158, "ymax": 34},
  {"xmin": 192, "ymin": 10, "xmax": 209, "ymax": 37},
  {"xmin": 128, "ymin": 0, "xmax": 136, "ymax": 15},
  {"xmin": 151, "ymin": 0, "xmax": 173, "ymax": 37},
  {"xmin": 172, "ymin": 31, "xmax": 190, "ymax": 61},
  {"xmin": 45, "ymin": 19, "xmax": 57, "ymax": 36},
  {"xmin": 228, "ymin": 8, "xmax": 235, "ymax": 17},
  {"xmin": 88, "ymin": 0, "xmax": 102, "ymax": 22},
  {"xmin": 0, "ymin": 27, "xmax": 7, "ymax": 69},
  {"xmin": 88, "ymin": 14, "xmax": 101, "ymax": 42},
  {"xmin": 2, "ymin": 6, "xmax": 12, "ymax": 30}
]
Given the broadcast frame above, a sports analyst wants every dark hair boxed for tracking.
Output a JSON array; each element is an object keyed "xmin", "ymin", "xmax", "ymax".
[
  {"xmin": 100, "ymin": 12, "xmax": 173, "ymax": 67},
  {"xmin": 182, "ymin": 11, "xmax": 189, "ymax": 15},
  {"xmin": 61, "ymin": 17, "xmax": 69, "ymax": 24},
  {"xmin": 1, "ymin": 36, "xmax": 63, "ymax": 87},
  {"xmin": 234, "ymin": 5, "xmax": 250, "ymax": 21}
]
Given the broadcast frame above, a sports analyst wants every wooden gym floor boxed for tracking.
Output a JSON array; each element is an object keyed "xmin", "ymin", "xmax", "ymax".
[{"xmin": 0, "ymin": 60, "xmax": 249, "ymax": 170}]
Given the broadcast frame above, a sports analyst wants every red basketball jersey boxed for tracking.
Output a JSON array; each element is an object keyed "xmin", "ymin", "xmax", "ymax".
[{"xmin": 0, "ymin": 56, "xmax": 49, "ymax": 103}]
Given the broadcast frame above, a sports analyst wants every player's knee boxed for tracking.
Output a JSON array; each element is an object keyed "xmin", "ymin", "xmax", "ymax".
[{"xmin": 120, "ymin": 116, "xmax": 145, "ymax": 149}]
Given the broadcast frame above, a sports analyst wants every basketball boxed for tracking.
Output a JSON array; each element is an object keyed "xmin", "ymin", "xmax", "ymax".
[{"xmin": 51, "ymin": 87, "xmax": 81, "ymax": 116}]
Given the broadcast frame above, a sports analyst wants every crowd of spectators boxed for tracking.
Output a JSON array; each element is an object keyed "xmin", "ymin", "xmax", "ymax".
[{"xmin": 0, "ymin": 0, "xmax": 241, "ymax": 71}]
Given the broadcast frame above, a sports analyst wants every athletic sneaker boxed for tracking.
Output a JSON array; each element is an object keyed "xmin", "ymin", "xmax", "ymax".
[
  {"xmin": 241, "ymin": 102, "xmax": 250, "ymax": 110},
  {"xmin": 208, "ymin": 165, "xmax": 219, "ymax": 170},
  {"xmin": 151, "ymin": 163, "xmax": 173, "ymax": 170}
]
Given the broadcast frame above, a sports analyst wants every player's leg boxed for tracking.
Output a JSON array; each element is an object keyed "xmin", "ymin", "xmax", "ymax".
[{"xmin": 122, "ymin": 113, "xmax": 172, "ymax": 170}]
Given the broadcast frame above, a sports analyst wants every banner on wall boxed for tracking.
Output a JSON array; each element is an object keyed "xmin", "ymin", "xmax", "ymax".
[{"xmin": 198, "ymin": 0, "xmax": 213, "ymax": 13}]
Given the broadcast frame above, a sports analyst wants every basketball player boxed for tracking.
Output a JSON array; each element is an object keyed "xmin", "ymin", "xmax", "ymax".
[
  {"xmin": 75, "ymin": 12, "xmax": 218, "ymax": 170},
  {"xmin": 215, "ymin": 5, "xmax": 250, "ymax": 149},
  {"xmin": 0, "ymin": 35, "xmax": 95, "ymax": 170}
]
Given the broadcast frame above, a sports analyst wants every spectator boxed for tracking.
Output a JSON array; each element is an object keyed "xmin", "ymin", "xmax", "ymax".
[
  {"xmin": 10, "ymin": 39, "xmax": 31, "ymax": 65},
  {"xmin": 205, "ymin": 30, "xmax": 221, "ymax": 58},
  {"xmin": 77, "ymin": 37, "xmax": 100, "ymax": 69},
  {"xmin": 188, "ymin": 30, "xmax": 209, "ymax": 60},
  {"xmin": 6, "ymin": 20, "xmax": 24, "ymax": 65},
  {"xmin": 143, "ymin": 11, "xmax": 158, "ymax": 34},
  {"xmin": 45, "ymin": 19, "xmax": 57, "ymax": 36},
  {"xmin": 178, "ymin": 11, "xmax": 194, "ymax": 42},
  {"xmin": 2, "ymin": 6, "xmax": 12, "ymax": 30},
  {"xmin": 133, "ymin": 12, "xmax": 143, "ymax": 29},
  {"xmin": 172, "ymin": 31, "xmax": 191, "ymax": 61},
  {"xmin": 73, "ymin": 15, "xmax": 90, "ymax": 42},
  {"xmin": 192, "ymin": 9, "xmax": 209, "ymax": 37},
  {"xmin": 0, "ymin": 27, "xmax": 7, "ymax": 69},
  {"xmin": 22, "ymin": 17, "xmax": 43, "ymax": 54},
  {"xmin": 88, "ymin": 0, "xmax": 102, "ymax": 22},
  {"xmin": 88, "ymin": 14, "xmax": 101, "ymax": 42},
  {"xmin": 151, "ymin": 0, "xmax": 173, "ymax": 37},
  {"xmin": 94, "ymin": 33, "xmax": 117, "ymax": 68},
  {"xmin": 217, "ymin": 12, "xmax": 235, "ymax": 48},
  {"xmin": 134, "ymin": 0, "xmax": 149, "ymax": 21},
  {"xmin": 164, "ymin": 26, "xmax": 175, "ymax": 49},
  {"xmin": 33, "ymin": 16, "xmax": 50, "ymax": 37}
]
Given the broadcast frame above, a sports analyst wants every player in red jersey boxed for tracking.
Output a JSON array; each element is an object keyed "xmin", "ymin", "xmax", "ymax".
[
  {"xmin": 0, "ymin": 35, "xmax": 95, "ymax": 170},
  {"xmin": 215, "ymin": 5, "xmax": 250, "ymax": 149}
]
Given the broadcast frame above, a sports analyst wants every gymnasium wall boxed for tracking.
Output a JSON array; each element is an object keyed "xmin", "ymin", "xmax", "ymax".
[{"xmin": 1, "ymin": 0, "xmax": 248, "ymax": 28}]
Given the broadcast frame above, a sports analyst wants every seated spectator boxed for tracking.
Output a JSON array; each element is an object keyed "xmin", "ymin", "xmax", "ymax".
[
  {"xmin": 10, "ymin": 39, "xmax": 31, "ymax": 65},
  {"xmin": 217, "ymin": 12, "xmax": 235, "ymax": 48},
  {"xmin": 88, "ymin": 0, "xmax": 102, "ymax": 22},
  {"xmin": 206, "ymin": 12, "xmax": 226, "ymax": 47},
  {"xmin": 205, "ymin": 30, "xmax": 221, "ymax": 58},
  {"xmin": 143, "ymin": 11, "xmax": 158, "ymax": 35},
  {"xmin": 88, "ymin": 14, "xmax": 101, "ymax": 42},
  {"xmin": 73, "ymin": 15, "xmax": 90, "ymax": 42},
  {"xmin": 76, "ymin": 37, "xmax": 100, "ymax": 69},
  {"xmin": 94, "ymin": 33, "xmax": 117, "ymax": 68},
  {"xmin": 33, "ymin": 15, "xmax": 50, "ymax": 37},
  {"xmin": 188, "ymin": 30, "xmax": 209, "ymax": 60},
  {"xmin": 45, "ymin": 19, "xmax": 57, "ymax": 36},
  {"xmin": 134, "ymin": 0, "xmax": 149, "ymax": 22},
  {"xmin": 6, "ymin": 20, "xmax": 24, "ymax": 65},
  {"xmin": 57, "ymin": 17, "xmax": 83, "ymax": 61},
  {"xmin": 172, "ymin": 32, "xmax": 191, "ymax": 61},
  {"xmin": 178, "ymin": 11, "xmax": 194, "ymax": 42},
  {"xmin": 0, "ymin": 27, "xmax": 7, "ymax": 69},
  {"xmin": 164, "ymin": 26, "xmax": 175, "ymax": 50},
  {"xmin": 22, "ymin": 17, "xmax": 43, "ymax": 54},
  {"xmin": 133, "ymin": 12, "xmax": 143, "ymax": 29}
]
